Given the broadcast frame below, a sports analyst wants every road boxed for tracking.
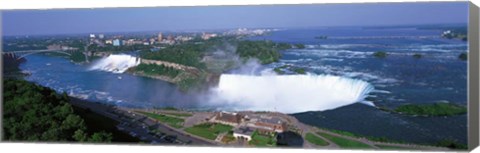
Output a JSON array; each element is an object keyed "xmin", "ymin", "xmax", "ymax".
[
  {"xmin": 119, "ymin": 109, "xmax": 216, "ymax": 146},
  {"xmin": 68, "ymin": 97, "xmax": 214, "ymax": 146}
]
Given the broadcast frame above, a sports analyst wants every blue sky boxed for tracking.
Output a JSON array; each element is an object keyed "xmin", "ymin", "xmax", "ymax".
[{"xmin": 2, "ymin": 2, "xmax": 469, "ymax": 36}]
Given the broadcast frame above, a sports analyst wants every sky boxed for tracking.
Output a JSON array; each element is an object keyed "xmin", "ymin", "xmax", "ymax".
[{"xmin": 1, "ymin": 2, "xmax": 469, "ymax": 36}]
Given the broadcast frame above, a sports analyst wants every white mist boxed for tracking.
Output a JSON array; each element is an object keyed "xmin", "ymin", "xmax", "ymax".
[{"xmin": 210, "ymin": 74, "xmax": 374, "ymax": 113}]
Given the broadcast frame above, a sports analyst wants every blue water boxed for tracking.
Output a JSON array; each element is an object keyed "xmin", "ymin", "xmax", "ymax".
[
  {"xmin": 18, "ymin": 27, "xmax": 467, "ymax": 144},
  {"xmin": 20, "ymin": 55, "xmax": 202, "ymax": 108},
  {"xmin": 248, "ymin": 27, "xmax": 467, "ymax": 144},
  {"xmin": 250, "ymin": 27, "xmax": 467, "ymax": 108}
]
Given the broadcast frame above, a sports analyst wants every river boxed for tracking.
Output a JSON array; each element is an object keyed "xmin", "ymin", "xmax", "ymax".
[{"xmin": 18, "ymin": 26, "xmax": 467, "ymax": 144}]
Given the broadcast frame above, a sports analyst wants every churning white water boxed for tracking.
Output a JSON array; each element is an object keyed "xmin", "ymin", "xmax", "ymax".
[
  {"xmin": 89, "ymin": 54, "xmax": 140, "ymax": 73},
  {"xmin": 210, "ymin": 74, "xmax": 374, "ymax": 113}
]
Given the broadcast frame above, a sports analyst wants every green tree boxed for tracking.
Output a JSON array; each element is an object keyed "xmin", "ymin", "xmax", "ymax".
[
  {"xmin": 73, "ymin": 129, "xmax": 88, "ymax": 142},
  {"xmin": 2, "ymin": 79, "xmax": 113, "ymax": 142},
  {"xmin": 88, "ymin": 132, "xmax": 113, "ymax": 142}
]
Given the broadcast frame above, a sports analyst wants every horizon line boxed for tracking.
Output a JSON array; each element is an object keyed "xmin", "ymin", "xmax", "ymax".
[{"xmin": 2, "ymin": 22, "xmax": 468, "ymax": 37}]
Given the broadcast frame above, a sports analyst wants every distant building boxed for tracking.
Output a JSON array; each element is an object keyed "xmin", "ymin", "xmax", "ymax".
[
  {"xmin": 89, "ymin": 34, "xmax": 96, "ymax": 39},
  {"xmin": 210, "ymin": 112, "xmax": 243, "ymax": 126},
  {"xmin": 47, "ymin": 44, "xmax": 62, "ymax": 50},
  {"xmin": 149, "ymin": 38, "xmax": 156, "ymax": 45},
  {"xmin": 105, "ymin": 39, "xmax": 113, "ymax": 45},
  {"xmin": 93, "ymin": 39, "xmax": 105, "ymax": 47},
  {"xmin": 98, "ymin": 34, "xmax": 105, "ymax": 39},
  {"xmin": 167, "ymin": 35, "xmax": 174, "ymax": 41},
  {"xmin": 158, "ymin": 33, "xmax": 163, "ymax": 43},
  {"xmin": 113, "ymin": 39, "xmax": 121, "ymax": 46},
  {"xmin": 176, "ymin": 36, "xmax": 193, "ymax": 42},
  {"xmin": 202, "ymin": 33, "xmax": 217, "ymax": 40},
  {"xmin": 61, "ymin": 46, "xmax": 75, "ymax": 51}
]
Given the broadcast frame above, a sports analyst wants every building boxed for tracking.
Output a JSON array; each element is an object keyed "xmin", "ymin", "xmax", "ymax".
[
  {"xmin": 208, "ymin": 111, "xmax": 288, "ymax": 143},
  {"xmin": 113, "ymin": 39, "xmax": 121, "ymax": 46},
  {"xmin": 98, "ymin": 34, "xmax": 105, "ymax": 39},
  {"xmin": 246, "ymin": 115, "xmax": 286, "ymax": 133},
  {"xmin": 89, "ymin": 34, "xmax": 96, "ymax": 39},
  {"xmin": 149, "ymin": 38, "xmax": 156, "ymax": 45},
  {"xmin": 201, "ymin": 33, "xmax": 217, "ymax": 40},
  {"xmin": 105, "ymin": 39, "xmax": 113, "ymax": 45},
  {"xmin": 233, "ymin": 126, "xmax": 255, "ymax": 141},
  {"xmin": 210, "ymin": 112, "xmax": 243, "ymax": 126},
  {"xmin": 167, "ymin": 35, "xmax": 174, "ymax": 41},
  {"xmin": 47, "ymin": 44, "xmax": 63, "ymax": 50},
  {"xmin": 158, "ymin": 32, "xmax": 163, "ymax": 43},
  {"xmin": 61, "ymin": 46, "xmax": 76, "ymax": 50}
]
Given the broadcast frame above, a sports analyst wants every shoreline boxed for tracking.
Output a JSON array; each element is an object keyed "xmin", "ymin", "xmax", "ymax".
[
  {"xmin": 65, "ymin": 95, "xmax": 455, "ymax": 150},
  {"xmin": 67, "ymin": 96, "xmax": 216, "ymax": 146}
]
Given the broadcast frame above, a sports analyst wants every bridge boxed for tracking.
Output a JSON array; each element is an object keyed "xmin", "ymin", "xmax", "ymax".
[{"xmin": 2, "ymin": 49, "xmax": 89, "ymax": 62}]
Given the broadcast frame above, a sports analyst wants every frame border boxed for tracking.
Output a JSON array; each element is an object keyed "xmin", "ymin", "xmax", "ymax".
[{"xmin": 468, "ymin": 1, "xmax": 479, "ymax": 151}]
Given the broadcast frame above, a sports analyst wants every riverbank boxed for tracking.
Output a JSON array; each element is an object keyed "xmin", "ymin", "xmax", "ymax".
[
  {"xmin": 292, "ymin": 103, "xmax": 467, "ymax": 150},
  {"xmin": 67, "ymin": 96, "xmax": 215, "ymax": 146},
  {"xmin": 65, "ymin": 93, "xmax": 454, "ymax": 150},
  {"xmin": 69, "ymin": 98, "xmax": 140, "ymax": 143}
]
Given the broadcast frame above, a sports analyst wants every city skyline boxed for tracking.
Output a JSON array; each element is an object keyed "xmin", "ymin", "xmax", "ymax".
[{"xmin": 2, "ymin": 2, "xmax": 468, "ymax": 36}]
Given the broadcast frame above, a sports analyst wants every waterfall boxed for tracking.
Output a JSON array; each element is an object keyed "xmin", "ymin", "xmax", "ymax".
[
  {"xmin": 89, "ymin": 54, "xmax": 140, "ymax": 73},
  {"xmin": 209, "ymin": 74, "xmax": 374, "ymax": 113}
]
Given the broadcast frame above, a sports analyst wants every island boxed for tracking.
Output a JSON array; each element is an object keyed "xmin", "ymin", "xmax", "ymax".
[
  {"xmin": 373, "ymin": 51, "xmax": 388, "ymax": 58},
  {"xmin": 273, "ymin": 65, "xmax": 307, "ymax": 75},
  {"xmin": 413, "ymin": 53, "xmax": 423, "ymax": 59},
  {"xmin": 441, "ymin": 29, "xmax": 467, "ymax": 41},
  {"xmin": 393, "ymin": 102, "xmax": 467, "ymax": 117},
  {"xmin": 458, "ymin": 52, "xmax": 467, "ymax": 61}
]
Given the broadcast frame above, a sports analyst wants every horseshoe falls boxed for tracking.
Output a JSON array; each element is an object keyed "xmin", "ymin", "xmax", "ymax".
[{"xmin": 210, "ymin": 74, "xmax": 374, "ymax": 113}]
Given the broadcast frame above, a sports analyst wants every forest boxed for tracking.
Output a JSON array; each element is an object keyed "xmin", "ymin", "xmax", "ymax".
[{"xmin": 3, "ymin": 79, "xmax": 113, "ymax": 142}]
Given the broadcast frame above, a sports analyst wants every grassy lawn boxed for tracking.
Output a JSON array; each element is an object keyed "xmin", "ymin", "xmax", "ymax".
[
  {"xmin": 249, "ymin": 131, "xmax": 277, "ymax": 147},
  {"xmin": 305, "ymin": 133, "xmax": 329, "ymax": 146},
  {"xmin": 221, "ymin": 132, "xmax": 236, "ymax": 143},
  {"xmin": 376, "ymin": 145, "xmax": 414, "ymax": 150},
  {"xmin": 318, "ymin": 127, "xmax": 405, "ymax": 144},
  {"xmin": 317, "ymin": 132, "xmax": 373, "ymax": 149},
  {"xmin": 161, "ymin": 111, "xmax": 193, "ymax": 117},
  {"xmin": 184, "ymin": 123, "xmax": 233, "ymax": 140},
  {"xmin": 137, "ymin": 111, "xmax": 184, "ymax": 128}
]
